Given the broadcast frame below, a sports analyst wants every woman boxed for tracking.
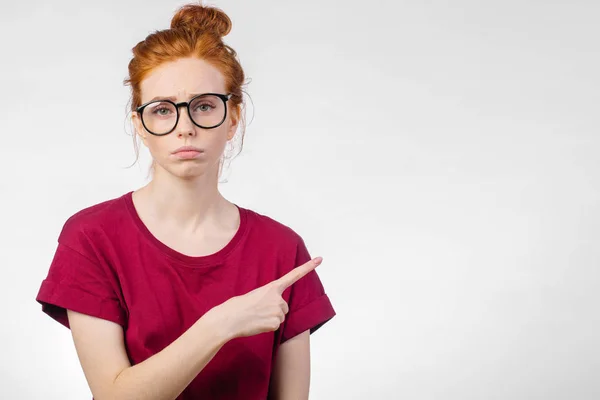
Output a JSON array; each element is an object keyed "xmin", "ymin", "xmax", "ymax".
[{"xmin": 35, "ymin": 3, "xmax": 336, "ymax": 400}]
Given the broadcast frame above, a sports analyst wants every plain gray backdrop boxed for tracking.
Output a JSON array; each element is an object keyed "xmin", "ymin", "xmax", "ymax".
[{"xmin": 1, "ymin": 0, "xmax": 599, "ymax": 399}]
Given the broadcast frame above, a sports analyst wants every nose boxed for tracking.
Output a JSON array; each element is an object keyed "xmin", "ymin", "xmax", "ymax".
[{"xmin": 175, "ymin": 105, "xmax": 196, "ymax": 137}]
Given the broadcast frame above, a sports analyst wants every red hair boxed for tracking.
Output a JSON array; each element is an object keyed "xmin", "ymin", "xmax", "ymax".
[{"xmin": 123, "ymin": 2, "xmax": 247, "ymax": 175}]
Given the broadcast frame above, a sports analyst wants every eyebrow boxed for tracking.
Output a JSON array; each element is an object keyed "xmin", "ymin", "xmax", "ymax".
[{"xmin": 148, "ymin": 93, "xmax": 207, "ymax": 102}]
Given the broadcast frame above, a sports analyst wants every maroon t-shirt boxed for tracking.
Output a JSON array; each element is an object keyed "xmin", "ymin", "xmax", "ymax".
[{"xmin": 36, "ymin": 191, "xmax": 335, "ymax": 399}]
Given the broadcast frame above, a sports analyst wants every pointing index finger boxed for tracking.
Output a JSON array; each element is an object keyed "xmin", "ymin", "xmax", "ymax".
[{"xmin": 275, "ymin": 257, "xmax": 322, "ymax": 292}]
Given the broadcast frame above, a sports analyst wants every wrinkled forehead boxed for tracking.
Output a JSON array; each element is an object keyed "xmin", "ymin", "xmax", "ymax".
[{"xmin": 140, "ymin": 57, "xmax": 226, "ymax": 103}]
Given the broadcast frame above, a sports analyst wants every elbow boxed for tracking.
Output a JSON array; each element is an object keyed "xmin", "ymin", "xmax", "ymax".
[{"xmin": 91, "ymin": 370, "xmax": 128, "ymax": 400}]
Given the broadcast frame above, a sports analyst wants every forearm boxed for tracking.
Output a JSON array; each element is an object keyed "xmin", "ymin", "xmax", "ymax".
[{"xmin": 109, "ymin": 316, "xmax": 229, "ymax": 400}]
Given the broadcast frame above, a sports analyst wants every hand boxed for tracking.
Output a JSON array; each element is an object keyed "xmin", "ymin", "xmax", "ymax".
[{"xmin": 204, "ymin": 257, "xmax": 323, "ymax": 340}]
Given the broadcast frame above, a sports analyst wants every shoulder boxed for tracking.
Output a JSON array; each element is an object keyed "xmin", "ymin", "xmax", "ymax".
[
  {"xmin": 58, "ymin": 192, "xmax": 130, "ymax": 249},
  {"xmin": 243, "ymin": 207, "xmax": 306, "ymax": 250},
  {"xmin": 242, "ymin": 207, "xmax": 314, "ymax": 272}
]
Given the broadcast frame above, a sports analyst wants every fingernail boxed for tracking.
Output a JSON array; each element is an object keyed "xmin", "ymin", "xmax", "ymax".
[{"xmin": 314, "ymin": 257, "xmax": 323, "ymax": 264}]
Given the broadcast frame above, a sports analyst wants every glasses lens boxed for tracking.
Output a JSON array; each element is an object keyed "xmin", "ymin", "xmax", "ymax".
[
  {"xmin": 189, "ymin": 94, "xmax": 226, "ymax": 128},
  {"xmin": 142, "ymin": 101, "xmax": 177, "ymax": 135},
  {"xmin": 141, "ymin": 95, "xmax": 226, "ymax": 135}
]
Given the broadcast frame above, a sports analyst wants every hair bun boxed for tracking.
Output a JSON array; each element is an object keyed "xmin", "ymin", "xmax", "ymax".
[{"xmin": 170, "ymin": 4, "xmax": 232, "ymax": 37}]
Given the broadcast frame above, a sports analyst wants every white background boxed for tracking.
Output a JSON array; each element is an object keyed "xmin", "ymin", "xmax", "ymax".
[{"xmin": 1, "ymin": 0, "xmax": 599, "ymax": 399}]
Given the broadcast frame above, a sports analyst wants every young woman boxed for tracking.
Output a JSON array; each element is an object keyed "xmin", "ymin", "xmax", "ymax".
[{"xmin": 35, "ymin": 3, "xmax": 336, "ymax": 400}]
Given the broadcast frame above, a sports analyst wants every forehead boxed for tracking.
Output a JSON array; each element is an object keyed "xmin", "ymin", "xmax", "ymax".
[{"xmin": 140, "ymin": 57, "xmax": 226, "ymax": 102}]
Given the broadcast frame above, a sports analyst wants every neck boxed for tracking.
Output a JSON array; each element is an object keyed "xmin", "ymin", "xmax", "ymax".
[{"xmin": 139, "ymin": 163, "xmax": 228, "ymax": 234}]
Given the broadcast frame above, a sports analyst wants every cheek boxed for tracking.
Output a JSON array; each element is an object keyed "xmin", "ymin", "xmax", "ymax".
[
  {"xmin": 145, "ymin": 136, "xmax": 171, "ymax": 158},
  {"xmin": 205, "ymin": 127, "xmax": 231, "ymax": 152}
]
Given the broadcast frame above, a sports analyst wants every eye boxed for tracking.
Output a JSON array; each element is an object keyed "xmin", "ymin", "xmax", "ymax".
[
  {"xmin": 146, "ymin": 101, "xmax": 175, "ymax": 117},
  {"xmin": 153, "ymin": 107, "xmax": 173, "ymax": 115},
  {"xmin": 196, "ymin": 102, "xmax": 216, "ymax": 112}
]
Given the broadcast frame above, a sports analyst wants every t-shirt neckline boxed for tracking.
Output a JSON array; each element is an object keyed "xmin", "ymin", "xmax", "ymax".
[{"xmin": 122, "ymin": 190, "xmax": 248, "ymax": 267}]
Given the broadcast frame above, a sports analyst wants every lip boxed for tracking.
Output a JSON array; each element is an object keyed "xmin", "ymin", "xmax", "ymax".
[
  {"xmin": 172, "ymin": 146, "xmax": 205, "ymax": 154},
  {"xmin": 172, "ymin": 146, "xmax": 205, "ymax": 160}
]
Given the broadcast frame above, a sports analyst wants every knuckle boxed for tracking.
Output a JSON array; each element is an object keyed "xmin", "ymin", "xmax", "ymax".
[{"xmin": 280, "ymin": 300, "xmax": 289, "ymax": 313}]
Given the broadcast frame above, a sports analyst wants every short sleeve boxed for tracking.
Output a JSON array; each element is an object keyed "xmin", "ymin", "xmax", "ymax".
[
  {"xmin": 280, "ymin": 236, "xmax": 336, "ymax": 343},
  {"xmin": 35, "ymin": 219, "xmax": 126, "ymax": 329}
]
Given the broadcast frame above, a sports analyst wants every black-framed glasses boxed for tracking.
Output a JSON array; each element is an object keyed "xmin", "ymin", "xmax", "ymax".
[{"xmin": 135, "ymin": 93, "xmax": 232, "ymax": 136}]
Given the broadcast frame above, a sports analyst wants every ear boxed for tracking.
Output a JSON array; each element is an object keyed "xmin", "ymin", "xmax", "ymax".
[
  {"xmin": 132, "ymin": 112, "xmax": 149, "ymax": 147},
  {"xmin": 227, "ymin": 107, "xmax": 239, "ymax": 141}
]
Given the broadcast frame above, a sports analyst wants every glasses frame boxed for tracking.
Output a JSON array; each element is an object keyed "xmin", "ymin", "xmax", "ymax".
[{"xmin": 135, "ymin": 92, "xmax": 232, "ymax": 136}]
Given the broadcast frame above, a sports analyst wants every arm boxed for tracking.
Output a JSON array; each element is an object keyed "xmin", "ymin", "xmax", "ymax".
[
  {"xmin": 67, "ymin": 309, "xmax": 228, "ymax": 400},
  {"xmin": 67, "ymin": 258, "xmax": 322, "ymax": 400},
  {"xmin": 269, "ymin": 330, "xmax": 311, "ymax": 400}
]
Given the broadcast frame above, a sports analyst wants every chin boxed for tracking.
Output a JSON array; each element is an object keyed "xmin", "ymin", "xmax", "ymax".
[{"xmin": 169, "ymin": 162, "xmax": 214, "ymax": 180}]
